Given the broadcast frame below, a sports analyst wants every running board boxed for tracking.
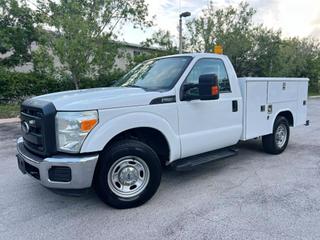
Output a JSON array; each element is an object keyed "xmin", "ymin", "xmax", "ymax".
[{"xmin": 171, "ymin": 147, "xmax": 238, "ymax": 171}]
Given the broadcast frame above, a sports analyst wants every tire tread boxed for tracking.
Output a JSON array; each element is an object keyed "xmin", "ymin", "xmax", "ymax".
[{"xmin": 262, "ymin": 116, "xmax": 290, "ymax": 154}]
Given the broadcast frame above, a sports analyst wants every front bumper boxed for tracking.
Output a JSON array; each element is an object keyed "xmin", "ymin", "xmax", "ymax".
[{"xmin": 16, "ymin": 137, "xmax": 99, "ymax": 189}]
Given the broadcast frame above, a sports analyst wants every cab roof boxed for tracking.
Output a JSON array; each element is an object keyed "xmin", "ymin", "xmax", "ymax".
[
  {"xmin": 163, "ymin": 52, "xmax": 226, "ymax": 58},
  {"xmin": 156, "ymin": 53, "xmax": 228, "ymax": 61}
]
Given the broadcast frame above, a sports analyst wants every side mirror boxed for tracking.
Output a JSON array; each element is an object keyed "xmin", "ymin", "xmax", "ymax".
[{"xmin": 198, "ymin": 74, "xmax": 219, "ymax": 100}]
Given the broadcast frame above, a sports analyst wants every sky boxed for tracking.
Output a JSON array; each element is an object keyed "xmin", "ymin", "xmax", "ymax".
[{"xmin": 119, "ymin": 0, "xmax": 320, "ymax": 45}]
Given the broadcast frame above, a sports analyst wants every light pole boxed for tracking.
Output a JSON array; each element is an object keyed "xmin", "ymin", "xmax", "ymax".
[{"xmin": 179, "ymin": 11, "xmax": 191, "ymax": 54}]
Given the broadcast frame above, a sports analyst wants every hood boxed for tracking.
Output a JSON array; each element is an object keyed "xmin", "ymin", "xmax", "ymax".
[{"xmin": 33, "ymin": 87, "xmax": 162, "ymax": 111}]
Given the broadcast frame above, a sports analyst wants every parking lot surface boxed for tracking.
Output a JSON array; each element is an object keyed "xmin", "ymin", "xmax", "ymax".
[{"xmin": 0, "ymin": 99, "xmax": 319, "ymax": 240}]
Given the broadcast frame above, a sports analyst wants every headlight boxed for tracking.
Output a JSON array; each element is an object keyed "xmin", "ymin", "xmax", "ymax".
[{"xmin": 55, "ymin": 111, "xmax": 98, "ymax": 153}]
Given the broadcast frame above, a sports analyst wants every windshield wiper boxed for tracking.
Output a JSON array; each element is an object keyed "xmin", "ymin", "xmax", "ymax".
[{"xmin": 126, "ymin": 84, "xmax": 146, "ymax": 90}]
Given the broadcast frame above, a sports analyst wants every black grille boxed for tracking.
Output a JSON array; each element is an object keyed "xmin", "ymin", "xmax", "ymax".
[{"xmin": 21, "ymin": 99, "xmax": 57, "ymax": 157}]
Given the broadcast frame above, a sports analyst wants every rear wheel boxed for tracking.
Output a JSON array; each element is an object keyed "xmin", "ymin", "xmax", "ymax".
[
  {"xmin": 94, "ymin": 139, "xmax": 161, "ymax": 209},
  {"xmin": 262, "ymin": 116, "xmax": 290, "ymax": 154}
]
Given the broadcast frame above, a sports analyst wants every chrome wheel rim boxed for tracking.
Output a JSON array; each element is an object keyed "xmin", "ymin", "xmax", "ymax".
[
  {"xmin": 275, "ymin": 124, "xmax": 287, "ymax": 148},
  {"xmin": 107, "ymin": 156, "xmax": 150, "ymax": 198}
]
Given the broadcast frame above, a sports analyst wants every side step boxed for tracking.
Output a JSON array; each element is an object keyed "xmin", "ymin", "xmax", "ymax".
[{"xmin": 170, "ymin": 147, "xmax": 238, "ymax": 171}]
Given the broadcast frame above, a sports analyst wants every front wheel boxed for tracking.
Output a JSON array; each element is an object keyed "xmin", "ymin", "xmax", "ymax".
[
  {"xmin": 262, "ymin": 116, "xmax": 290, "ymax": 154},
  {"xmin": 94, "ymin": 140, "xmax": 162, "ymax": 209}
]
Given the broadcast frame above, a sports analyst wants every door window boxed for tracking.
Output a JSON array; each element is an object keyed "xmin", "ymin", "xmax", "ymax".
[{"xmin": 185, "ymin": 58, "xmax": 231, "ymax": 93}]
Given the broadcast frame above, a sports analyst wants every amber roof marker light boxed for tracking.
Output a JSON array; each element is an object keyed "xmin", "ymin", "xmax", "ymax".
[{"xmin": 213, "ymin": 45, "xmax": 223, "ymax": 54}]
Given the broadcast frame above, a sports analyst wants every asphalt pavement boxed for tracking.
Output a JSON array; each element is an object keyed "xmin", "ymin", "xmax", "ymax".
[{"xmin": 0, "ymin": 99, "xmax": 319, "ymax": 240}]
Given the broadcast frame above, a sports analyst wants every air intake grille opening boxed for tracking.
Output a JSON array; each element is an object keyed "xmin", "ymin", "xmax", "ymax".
[
  {"xmin": 48, "ymin": 166, "xmax": 72, "ymax": 182},
  {"xmin": 25, "ymin": 162, "xmax": 40, "ymax": 180}
]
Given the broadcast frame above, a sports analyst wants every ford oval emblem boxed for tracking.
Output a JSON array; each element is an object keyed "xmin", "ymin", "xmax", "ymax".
[{"xmin": 21, "ymin": 121, "xmax": 30, "ymax": 134}]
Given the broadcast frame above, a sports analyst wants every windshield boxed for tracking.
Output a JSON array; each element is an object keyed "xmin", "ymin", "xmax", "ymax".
[{"xmin": 114, "ymin": 56, "xmax": 192, "ymax": 91}]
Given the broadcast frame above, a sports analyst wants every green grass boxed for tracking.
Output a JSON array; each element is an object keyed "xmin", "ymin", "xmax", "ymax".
[
  {"xmin": 0, "ymin": 104, "xmax": 20, "ymax": 119},
  {"xmin": 309, "ymin": 91, "xmax": 320, "ymax": 97}
]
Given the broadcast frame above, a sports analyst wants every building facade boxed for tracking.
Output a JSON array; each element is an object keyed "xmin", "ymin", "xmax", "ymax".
[{"xmin": 0, "ymin": 42, "xmax": 162, "ymax": 73}]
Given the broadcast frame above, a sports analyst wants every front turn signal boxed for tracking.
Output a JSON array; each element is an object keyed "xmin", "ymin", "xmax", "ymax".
[{"xmin": 80, "ymin": 119, "xmax": 97, "ymax": 132}]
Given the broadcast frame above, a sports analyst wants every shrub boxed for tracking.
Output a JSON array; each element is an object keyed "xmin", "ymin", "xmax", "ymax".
[
  {"xmin": 0, "ymin": 70, "xmax": 73, "ymax": 103},
  {"xmin": 0, "ymin": 69, "xmax": 126, "ymax": 103}
]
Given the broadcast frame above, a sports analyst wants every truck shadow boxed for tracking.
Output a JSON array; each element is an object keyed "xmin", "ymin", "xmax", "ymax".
[
  {"xmin": 237, "ymin": 138, "xmax": 264, "ymax": 152},
  {"xmin": 159, "ymin": 138, "xmax": 268, "ymax": 190},
  {"xmin": 49, "ymin": 139, "xmax": 264, "ymax": 203}
]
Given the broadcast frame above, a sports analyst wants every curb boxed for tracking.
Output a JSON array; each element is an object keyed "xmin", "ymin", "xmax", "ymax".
[
  {"xmin": 0, "ymin": 117, "xmax": 20, "ymax": 124},
  {"xmin": 309, "ymin": 96, "xmax": 320, "ymax": 99}
]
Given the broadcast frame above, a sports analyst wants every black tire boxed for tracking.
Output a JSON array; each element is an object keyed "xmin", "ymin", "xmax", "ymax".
[
  {"xmin": 262, "ymin": 116, "xmax": 290, "ymax": 154},
  {"xmin": 94, "ymin": 139, "xmax": 162, "ymax": 209}
]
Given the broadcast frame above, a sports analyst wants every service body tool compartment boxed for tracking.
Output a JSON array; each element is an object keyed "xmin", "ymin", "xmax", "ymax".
[
  {"xmin": 245, "ymin": 81, "xmax": 268, "ymax": 139},
  {"xmin": 268, "ymin": 81, "xmax": 298, "ymax": 103},
  {"xmin": 239, "ymin": 77, "xmax": 309, "ymax": 141}
]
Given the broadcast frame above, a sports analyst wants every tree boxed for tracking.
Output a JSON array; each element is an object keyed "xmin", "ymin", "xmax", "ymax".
[
  {"xmin": 32, "ymin": 45, "xmax": 55, "ymax": 77},
  {"xmin": 185, "ymin": 1, "xmax": 255, "ymax": 52},
  {"xmin": 36, "ymin": 0, "xmax": 152, "ymax": 89},
  {"xmin": 142, "ymin": 30, "xmax": 177, "ymax": 53},
  {"xmin": 186, "ymin": 1, "xmax": 256, "ymax": 76},
  {"xmin": 0, "ymin": 0, "xmax": 38, "ymax": 68},
  {"xmin": 248, "ymin": 27, "xmax": 282, "ymax": 77},
  {"xmin": 277, "ymin": 38, "xmax": 320, "ymax": 92},
  {"xmin": 185, "ymin": 1, "xmax": 320, "ymax": 93},
  {"xmin": 307, "ymin": 49, "xmax": 320, "ymax": 93}
]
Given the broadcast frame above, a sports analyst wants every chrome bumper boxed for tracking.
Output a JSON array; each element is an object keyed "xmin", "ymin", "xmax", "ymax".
[{"xmin": 16, "ymin": 137, "xmax": 99, "ymax": 189}]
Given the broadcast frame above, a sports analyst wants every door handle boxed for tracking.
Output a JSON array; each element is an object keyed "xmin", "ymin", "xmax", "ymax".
[{"xmin": 232, "ymin": 100, "xmax": 238, "ymax": 112}]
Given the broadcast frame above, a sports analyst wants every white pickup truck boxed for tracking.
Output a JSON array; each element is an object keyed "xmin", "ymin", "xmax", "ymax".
[{"xmin": 16, "ymin": 53, "xmax": 309, "ymax": 208}]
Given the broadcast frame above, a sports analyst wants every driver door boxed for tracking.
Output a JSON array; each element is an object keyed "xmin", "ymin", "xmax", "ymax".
[{"xmin": 177, "ymin": 58, "xmax": 242, "ymax": 158}]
